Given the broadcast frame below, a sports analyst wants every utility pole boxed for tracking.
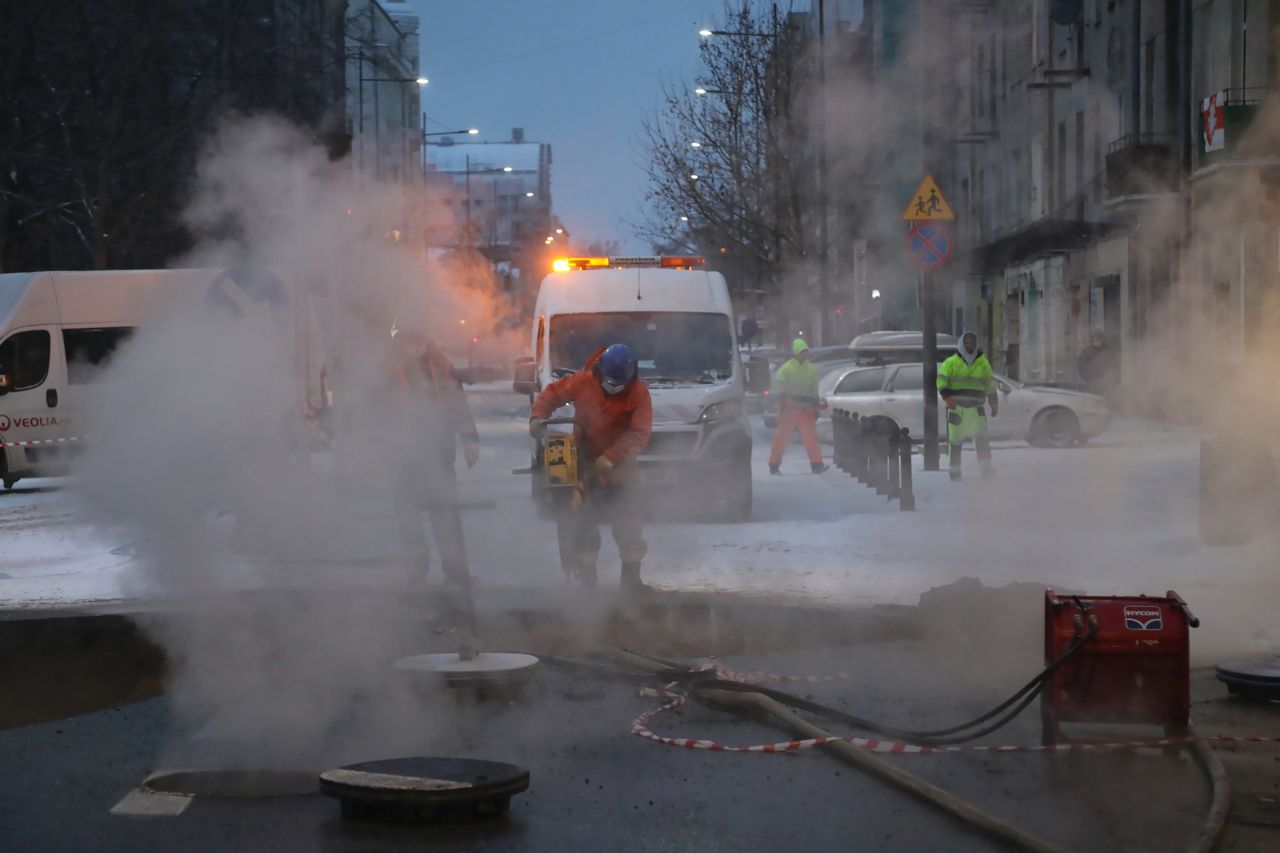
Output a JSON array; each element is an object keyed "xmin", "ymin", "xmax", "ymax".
[
  {"xmin": 816, "ymin": 0, "xmax": 832, "ymax": 344},
  {"xmin": 921, "ymin": 269, "xmax": 940, "ymax": 470}
]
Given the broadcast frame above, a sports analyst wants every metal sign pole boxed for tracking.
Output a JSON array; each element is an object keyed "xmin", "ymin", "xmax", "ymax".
[{"xmin": 921, "ymin": 267, "xmax": 940, "ymax": 471}]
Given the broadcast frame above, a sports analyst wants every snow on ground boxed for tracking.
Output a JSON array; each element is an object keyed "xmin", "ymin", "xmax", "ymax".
[{"xmin": 1, "ymin": 395, "xmax": 1275, "ymax": 661}]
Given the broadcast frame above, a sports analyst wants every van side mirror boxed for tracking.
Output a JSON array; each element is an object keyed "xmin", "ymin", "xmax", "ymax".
[
  {"xmin": 0, "ymin": 365, "xmax": 8, "ymax": 396},
  {"xmin": 513, "ymin": 356, "xmax": 537, "ymax": 395},
  {"xmin": 744, "ymin": 355, "xmax": 770, "ymax": 394}
]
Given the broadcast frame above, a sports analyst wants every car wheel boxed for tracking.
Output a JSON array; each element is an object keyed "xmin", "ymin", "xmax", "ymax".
[{"xmin": 1030, "ymin": 408, "xmax": 1080, "ymax": 449}]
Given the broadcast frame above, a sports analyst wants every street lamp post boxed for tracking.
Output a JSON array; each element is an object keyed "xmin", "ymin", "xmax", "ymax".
[
  {"xmin": 699, "ymin": 28, "xmax": 776, "ymax": 39},
  {"xmin": 352, "ymin": 47, "xmax": 426, "ymax": 179},
  {"xmin": 420, "ymin": 118, "xmax": 478, "ymax": 178}
]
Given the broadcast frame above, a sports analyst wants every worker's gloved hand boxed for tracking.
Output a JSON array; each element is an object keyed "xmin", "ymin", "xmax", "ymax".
[
  {"xmin": 529, "ymin": 418, "xmax": 547, "ymax": 439},
  {"xmin": 594, "ymin": 455, "xmax": 614, "ymax": 474},
  {"xmin": 943, "ymin": 396, "xmax": 957, "ymax": 409},
  {"xmin": 464, "ymin": 442, "xmax": 480, "ymax": 468}
]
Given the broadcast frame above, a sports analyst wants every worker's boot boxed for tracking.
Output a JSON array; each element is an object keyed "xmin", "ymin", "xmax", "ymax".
[
  {"xmin": 620, "ymin": 562, "xmax": 653, "ymax": 597},
  {"xmin": 811, "ymin": 462, "xmax": 829, "ymax": 474},
  {"xmin": 768, "ymin": 464, "xmax": 781, "ymax": 476},
  {"xmin": 574, "ymin": 555, "xmax": 598, "ymax": 588}
]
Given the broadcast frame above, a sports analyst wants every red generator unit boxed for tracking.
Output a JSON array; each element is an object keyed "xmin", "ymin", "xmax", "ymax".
[{"xmin": 1042, "ymin": 589, "xmax": 1198, "ymax": 745}]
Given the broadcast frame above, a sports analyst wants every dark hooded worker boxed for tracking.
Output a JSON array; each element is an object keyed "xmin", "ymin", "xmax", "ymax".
[
  {"xmin": 529, "ymin": 343, "xmax": 654, "ymax": 595},
  {"xmin": 937, "ymin": 330, "xmax": 997, "ymax": 481},
  {"xmin": 385, "ymin": 327, "xmax": 480, "ymax": 620}
]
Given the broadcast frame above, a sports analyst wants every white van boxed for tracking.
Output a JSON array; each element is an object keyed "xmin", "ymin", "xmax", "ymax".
[
  {"xmin": 514, "ymin": 256, "xmax": 763, "ymax": 520},
  {"xmin": 0, "ymin": 268, "xmax": 324, "ymax": 490}
]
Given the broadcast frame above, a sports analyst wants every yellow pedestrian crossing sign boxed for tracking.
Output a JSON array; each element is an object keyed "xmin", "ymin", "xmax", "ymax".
[{"xmin": 903, "ymin": 174, "xmax": 955, "ymax": 221}]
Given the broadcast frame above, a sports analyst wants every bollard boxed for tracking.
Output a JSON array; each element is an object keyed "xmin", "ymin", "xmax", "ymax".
[
  {"xmin": 872, "ymin": 422, "xmax": 889, "ymax": 496},
  {"xmin": 886, "ymin": 429, "xmax": 901, "ymax": 500},
  {"xmin": 851, "ymin": 415, "xmax": 866, "ymax": 482},
  {"xmin": 898, "ymin": 427, "xmax": 916, "ymax": 511},
  {"xmin": 834, "ymin": 411, "xmax": 850, "ymax": 472},
  {"xmin": 865, "ymin": 420, "xmax": 885, "ymax": 489}
]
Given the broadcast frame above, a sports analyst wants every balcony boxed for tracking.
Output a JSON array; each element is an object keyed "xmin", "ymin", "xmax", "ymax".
[
  {"xmin": 1105, "ymin": 133, "xmax": 1176, "ymax": 203},
  {"xmin": 1193, "ymin": 88, "xmax": 1275, "ymax": 181}
]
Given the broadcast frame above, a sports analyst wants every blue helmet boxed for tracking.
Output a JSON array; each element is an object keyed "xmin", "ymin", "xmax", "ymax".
[{"xmin": 598, "ymin": 343, "xmax": 637, "ymax": 394}]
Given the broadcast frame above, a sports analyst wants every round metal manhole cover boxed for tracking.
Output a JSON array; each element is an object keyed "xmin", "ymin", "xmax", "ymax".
[
  {"xmin": 143, "ymin": 769, "xmax": 319, "ymax": 798},
  {"xmin": 393, "ymin": 652, "xmax": 540, "ymax": 685},
  {"xmin": 320, "ymin": 757, "xmax": 529, "ymax": 824},
  {"xmin": 1216, "ymin": 658, "xmax": 1280, "ymax": 698}
]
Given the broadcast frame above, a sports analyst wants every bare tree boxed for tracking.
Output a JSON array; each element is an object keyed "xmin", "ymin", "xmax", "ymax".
[
  {"xmin": 636, "ymin": 2, "xmax": 810, "ymax": 309},
  {"xmin": 0, "ymin": 0, "xmax": 346, "ymax": 272}
]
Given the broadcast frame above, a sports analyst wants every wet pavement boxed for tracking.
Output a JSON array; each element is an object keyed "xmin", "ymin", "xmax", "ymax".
[{"xmin": 2, "ymin": 589, "xmax": 1277, "ymax": 852}]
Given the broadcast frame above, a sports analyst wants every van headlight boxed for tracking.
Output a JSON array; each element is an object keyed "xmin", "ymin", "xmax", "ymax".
[{"xmin": 698, "ymin": 399, "xmax": 744, "ymax": 423}]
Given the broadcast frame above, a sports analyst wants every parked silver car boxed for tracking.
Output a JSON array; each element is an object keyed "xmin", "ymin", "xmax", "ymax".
[{"xmin": 822, "ymin": 362, "xmax": 1111, "ymax": 447}]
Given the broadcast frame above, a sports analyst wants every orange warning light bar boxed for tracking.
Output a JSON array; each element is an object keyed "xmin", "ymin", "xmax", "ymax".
[
  {"xmin": 553, "ymin": 256, "xmax": 706, "ymax": 272},
  {"xmin": 553, "ymin": 257, "xmax": 611, "ymax": 272},
  {"xmin": 659, "ymin": 256, "xmax": 706, "ymax": 269}
]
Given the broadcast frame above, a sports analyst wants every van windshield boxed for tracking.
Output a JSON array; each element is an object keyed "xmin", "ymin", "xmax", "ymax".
[{"xmin": 550, "ymin": 312, "xmax": 734, "ymax": 383}]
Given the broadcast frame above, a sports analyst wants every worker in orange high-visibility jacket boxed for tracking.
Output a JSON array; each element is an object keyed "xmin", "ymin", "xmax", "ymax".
[
  {"xmin": 530, "ymin": 343, "xmax": 653, "ymax": 594},
  {"xmin": 768, "ymin": 338, "xmax": 828, "ymax": 475}
]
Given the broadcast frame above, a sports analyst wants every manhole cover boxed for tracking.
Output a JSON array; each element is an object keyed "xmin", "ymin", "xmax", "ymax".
[
  {"xmin": 1216, "ymin": 658, "xmax": 1280, "ymax": 699},
  {"xmin": 320, "ymin": 757, "xmax": 529, "ymax": 823},
  {"xmin": 393, "ymin": 652, "xmax": 539, "ymax": 686},
  {"xmin": 143, "ymin": 769, "xmax": 318, "ymax": 797}
]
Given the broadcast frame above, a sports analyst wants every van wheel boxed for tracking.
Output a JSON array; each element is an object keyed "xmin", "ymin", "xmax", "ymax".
[{"xmin": 719, "ymin": 458, "xmax": 752, "ymax": 522}]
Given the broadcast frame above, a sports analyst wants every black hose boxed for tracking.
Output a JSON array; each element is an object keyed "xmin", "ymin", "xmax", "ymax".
[
  {"xmin": 619, "ymin": 617, "xmax": 1101, "ymax": 746},
  {"xmin": 693, "ymin": 619, "xmax": 1100, "ymax": 745}
]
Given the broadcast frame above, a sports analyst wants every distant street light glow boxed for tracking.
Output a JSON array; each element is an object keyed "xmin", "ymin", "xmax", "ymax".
[
  {"xmin": 695, "ymin": 87, "xmax": 708, "ymax": 95},
  {"xmin": 467, "ymin": 128, "xmax": 479, "ymax": 134},
  {"xmin": 679, "ymin": 215, "xmax": 689, "ymax": 222},
  {"xmin": 690, "ymin": 141, "xmax": 702, "ymax": 149},
  {"xmin": 871, "ymin": 289, "xmax": 882, "ymax": 299},
  {"xmin": 698, "ymin": 28, "xmax": 713, "ymax": 37},
  {"xmin": 525, "ymin": 191, "xmax": 534, "ymax": 197},
  {"xmin": 502, "ymin": 166, "xmax": 513, "ymax": 172},
  {"xmin": 416, "ymin": 77, "xmax": 428, "ymax": 86},
  {"xmin": 689, "ymin": 174, "xmax": 699, "ymax": 180}
]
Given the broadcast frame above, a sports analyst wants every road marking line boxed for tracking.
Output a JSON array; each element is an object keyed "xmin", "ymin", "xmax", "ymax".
[{"xmin": 110, "ymin": 788, "xmax": 191, "ymax": 817}]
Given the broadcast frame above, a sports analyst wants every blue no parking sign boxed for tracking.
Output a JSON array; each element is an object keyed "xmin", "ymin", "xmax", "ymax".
[{"xmin": 904, "ymin": 222, "xmax": 953, "ymax": 270}]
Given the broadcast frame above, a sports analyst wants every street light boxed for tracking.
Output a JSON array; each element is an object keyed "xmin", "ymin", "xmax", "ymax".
[
  {"xmin": 526, "ymin": 191, "xmax": 535, "ymax": 198},
  {"xmin": 690, "ymin": 141, "xmax": 703, "ymax": 149},
  {"xmin": 694, "ymin": 86, "xmax": 723, "ymax": 96},
  {"xmin": 689, "ymin": 174, "xmax": 699, "ymax": 181},
  {"xmin": 698, "ymin": 27, "xmax": 776, "ymax": 39},
  {"xmin": 420, "ymin": 121, "xmax": 480, "ymax": 178},
  {"xmin": 350, "ymin": 46, "xmax": 426, "ymax": 179}
]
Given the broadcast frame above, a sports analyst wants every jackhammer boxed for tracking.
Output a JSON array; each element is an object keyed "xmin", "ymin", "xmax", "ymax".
[{"xmin": 515, "ymin": 416, "xmax": 585, "ymax": 582}]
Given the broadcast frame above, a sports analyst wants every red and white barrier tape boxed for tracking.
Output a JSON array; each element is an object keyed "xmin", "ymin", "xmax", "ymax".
[
  {"xmin": 0, "ymin": 435, "xmax": 83, "ymax": 449},
  {"xmin": 631, "ymin": 686, "xmax": 1280, "ymax": 756}
]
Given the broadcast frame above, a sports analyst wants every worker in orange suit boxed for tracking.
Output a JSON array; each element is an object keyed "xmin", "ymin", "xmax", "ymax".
[{"xmin": 768, "ymin": 338, "xmax": 827, "ymax": 475}]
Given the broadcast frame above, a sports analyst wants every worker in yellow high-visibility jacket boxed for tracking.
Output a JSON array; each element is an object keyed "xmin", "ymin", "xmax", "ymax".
[{"xmin": 937, "ymin": 330, "xmax": 997, "ymax": 481}]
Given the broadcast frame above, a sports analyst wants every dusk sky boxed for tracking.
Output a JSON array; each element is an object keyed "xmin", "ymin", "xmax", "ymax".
[{"xmin": 409, "ymin": 0, "xmax": 742, "ymax": 253}]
